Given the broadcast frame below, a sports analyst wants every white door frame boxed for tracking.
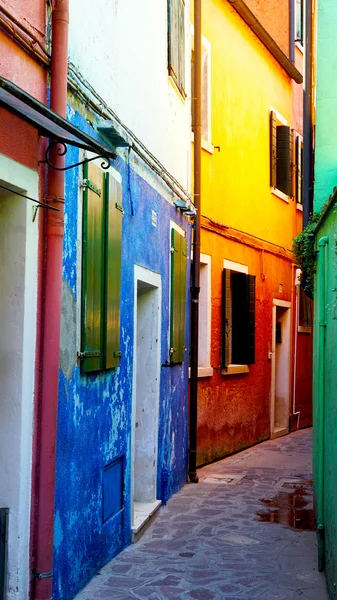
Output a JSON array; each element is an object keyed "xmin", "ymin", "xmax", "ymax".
[
  {"xmin": 131, "ymin": 265, "xmax": 161, "ymax": 526},
  {"xmin": 0, "ymin": 153, "xmax": 39, "ymax": 599},
  {"xmin": 270, "ymin": 299, "xmax": 291, "ymax": 439}
]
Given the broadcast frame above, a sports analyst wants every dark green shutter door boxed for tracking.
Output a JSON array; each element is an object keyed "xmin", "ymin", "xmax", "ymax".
[
  {"xmin": 179, "ymin": 235, "xmax": 188, "ymax": 362},
  {"xmin": 170, "ymin": 229, "xmax": 187, "ymax": 363},
  {"xmin": 270, "ymin": 111, "xmax": 277, "ymax": 188},
  {"xmin": 231, "ymin": 272, "xmax": 247, "ymax": 364},
  {"xmin": 276, "ymin": 125, "xmax": 292, "ymax": 196},
  {"xmin": 296, "ymin": 135, "xmax": 303, "ymax": 204},
  {"xmin": 246, "ymin": 274, "xmax": 256, "ymax": 365},
  {"xmin": 105, "ymin": 173, "xmax": 122, "ymax": 368},
  {"xmin": 221, "ymin": 269, "xmax": 231, "ymax": 368},
  {"xmin": 81, "ymin": 162, "xmax": 105, "ymax": 373}
]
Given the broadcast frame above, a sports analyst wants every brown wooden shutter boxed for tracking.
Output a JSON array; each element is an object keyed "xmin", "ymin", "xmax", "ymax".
[
  {"xmin": 221, "ymin": 269, "xmax": 231, "ymax": 368},
  {"xmin": 168, "ymin": 0, "xmax": 185, "ymax": 95},
  {"xmin": 270, "ymin": 111, "xmax": 277, "ymax": 188},
  {"xmin": 276, "ymin": 125, "xmax": 292, "ymax": 196}
]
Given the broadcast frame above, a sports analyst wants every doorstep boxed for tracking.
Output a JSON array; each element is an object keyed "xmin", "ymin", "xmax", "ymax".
[{"xmin": 131, "ymin": 500, "xmax": 162, "ymax": 543}]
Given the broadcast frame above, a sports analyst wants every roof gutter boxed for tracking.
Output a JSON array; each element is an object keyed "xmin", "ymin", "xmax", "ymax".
[{"xmin": 227, "ymin": 0, "xmax": 303, "ymax": 83}]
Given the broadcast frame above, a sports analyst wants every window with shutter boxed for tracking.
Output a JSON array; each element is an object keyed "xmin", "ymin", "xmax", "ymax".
[
  {"xmin": 295, "ymin": 0, "xmax": 304, "ymax": 45},
  {"xmin": 170, "ymin": 228, "xmax": 187, "ymax": 364},
  {"xmin": 81, "ymin": 161, "xmax": 122, "ymax": 373},
  {"xmin": 168, "ymin": 0, "xmax": 186, "ymax": 97},
  {"xmin": 270, "ymin": 110, "xmax": 292, "ymax": 198},
  {"xmin": 221, "ymin": 264, "xmax": 256, "ymax": 371},
  {"xmin": 191, "ymin": 30, "xmax": 212, "ymax": 148},
  {"xmin": 295, "ymin": 134, "xmax": 303, "ymax": 205}
]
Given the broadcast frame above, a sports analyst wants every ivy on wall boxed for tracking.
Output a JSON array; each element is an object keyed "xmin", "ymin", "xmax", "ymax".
[{"xmin": 292, "ymin": 212, "xmax": 321, "ymax": 299}]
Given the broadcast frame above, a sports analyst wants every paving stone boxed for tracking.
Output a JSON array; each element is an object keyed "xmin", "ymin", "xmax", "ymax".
[{"xmin": 74, "ymin": 429, "xmax": 329, "ymax": 600}]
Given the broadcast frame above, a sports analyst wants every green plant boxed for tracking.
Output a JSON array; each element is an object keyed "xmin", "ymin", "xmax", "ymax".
[{"xmin": 292, "ymin": 212, "xmax": 321, "ymax": 299}]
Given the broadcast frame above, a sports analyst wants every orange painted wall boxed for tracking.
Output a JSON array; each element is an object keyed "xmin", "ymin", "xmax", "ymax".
[{"xmin": 244, "ymin": 0, "xmax": 290, "ymax": 56}]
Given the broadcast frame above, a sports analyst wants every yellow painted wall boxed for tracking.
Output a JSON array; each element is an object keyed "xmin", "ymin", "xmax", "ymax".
[{"xmin": 192, "ymin": 0, "xmax": 302, "ymax": 249}]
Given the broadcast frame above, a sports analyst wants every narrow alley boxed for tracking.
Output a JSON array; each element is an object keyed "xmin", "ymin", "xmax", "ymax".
[{"xmin": 75, "ymin": 429, "xmax": 327, "ymax": 600}]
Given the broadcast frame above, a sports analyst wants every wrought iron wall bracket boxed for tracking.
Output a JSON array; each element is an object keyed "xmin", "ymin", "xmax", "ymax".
[{"xmin": 41, "ymin": 141, "xmax": 116, "ymax": 172}]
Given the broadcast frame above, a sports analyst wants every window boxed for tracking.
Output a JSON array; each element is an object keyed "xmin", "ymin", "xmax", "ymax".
[
  {"xmin": 80, "ymin": 160, "xmax": 122, "ymax": 373},
  {"xmin": 170, "ymin": 227, "xmax": 188, "ymax": 363},
  {"xmin": 295, "ymin": 0, "xmax": 304, "ymax": 45},
  {"xmin": 270, "ymin": 110, "xmax": 292, "ymax": 197},
  {"xmin": 168, "ymin": 0, "xmax": 186, "ymax": 97},
  {"xmin": 221, "ymin": 261, "xmax": 256, "ymax": 372},
  {"xmin": 298, "ymin": 287, "xmax": 313, "ymax": 332},
  {"xmin": 191, "ymin": 31, "xmax": 212, "ymax": 149},
  {"xmin": 198, "ymin": 255, "xmax": 212, "ymax": 371},
  {"xmin": 295, "ymin": 134, "xmax": 303, "ymax": 205}
]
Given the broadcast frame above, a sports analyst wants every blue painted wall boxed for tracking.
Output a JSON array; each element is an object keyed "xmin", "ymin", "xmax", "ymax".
[{"xmin": 53, "ymin": 103, "xmax": 191, "ymax": 600}]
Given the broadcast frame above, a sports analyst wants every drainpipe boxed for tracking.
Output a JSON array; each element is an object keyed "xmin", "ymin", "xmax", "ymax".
[
  {"xmin": 33, "ymin": 1, "xmax": 69, "ymax": 598},
  {"xmin": 292, "ymin": 268, "xmax": 301, "ymax": 428},
  {"xmin": 303, "ymin": 0, "xmax": 313, "ymax": 226},
  {"xmin": 316, "ymin": 235, "xmax": 328, "ymax": 572},
  {"xmin": 289, "ymin": 0, "xmax": 295, "ymax": 64},
  {"xmin": 189, "ymin": 0, "xmax": 201, "ymax": 484}
]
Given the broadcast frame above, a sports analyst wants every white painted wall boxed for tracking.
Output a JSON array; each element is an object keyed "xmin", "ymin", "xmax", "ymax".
[
  {"xmin": 0, "ymin": 154, "xmax": 38, "ymax": 599},
  {"xmin": 68, "ymin": 0, "xmax": 191, "ymax": 189}
]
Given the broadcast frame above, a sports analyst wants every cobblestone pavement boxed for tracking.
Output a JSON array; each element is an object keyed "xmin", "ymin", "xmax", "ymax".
[{"xmin": 75, "ymin": 429, "xmax": 328, "ymax": 600}]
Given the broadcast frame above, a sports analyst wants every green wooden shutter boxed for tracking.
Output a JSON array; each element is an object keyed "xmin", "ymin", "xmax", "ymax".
[
  {"xmin": 168, "ymin": 0, "xmax": 185, "ymax": 95},
  {"xmin": 276, "ymin": 125, "xmax": 292, "ymax": 196},
  {"xmin": 296, "ymin": 135, "xmax": 303, "ymax": 204},
  {"xmin": 221, "ymin": 269, "xmax": 231, "ymax": 368},
  {"xmin": 81, "ymin": 162, "xmax": 105, "ymax": 373},
  {"xmin": 104, "ymin": 173, "xmax": 122, "ymax": 368},
  {"xmin": 246, "ymin": 274, "xmax": 256, "ymax": 365},
  {"xmin": 270, "ymin": 111, "xmax": 277, "ymax": 188},
  {"xmin": 170, "ymin": 229, "xmax": 187, "ymax": 363}
]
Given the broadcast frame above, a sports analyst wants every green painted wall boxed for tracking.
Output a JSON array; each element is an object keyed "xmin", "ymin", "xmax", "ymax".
[
  {"xmin": 315, "ymin": 0, "xmax": 337, "ymax": 212},
  {"xmin": 313, "ymin": 201, "xmax": 337, "ymax": 597}
]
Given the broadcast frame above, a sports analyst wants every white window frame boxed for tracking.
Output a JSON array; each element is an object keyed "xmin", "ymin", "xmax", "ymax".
[
  {"xmin": 222, "ymin": 259, "xmax": 250, "ymax": 376},
  {"xmin": 188, "ymin": 253, "xmax": 213, "ymax": 378},
  {"xmin": 270, "ymin": 106, "xmax": 290, "ymax": 203},
  {"xmin": 191, "ymin": 25, "xmax": 214, "ymax": 154}
]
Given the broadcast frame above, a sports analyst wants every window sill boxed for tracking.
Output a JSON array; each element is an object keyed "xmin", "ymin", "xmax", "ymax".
[
  {"xmin": 191, "ymin": 133, "xmax": 214, "ymax": 155},
  {"xmin": 271, "ymin": 187, "xmax": 290, "ymax": 203},
  {"xmin": 295, "ymin": 41, "xmax": 304, "ymax": 54},
  {"xmin": 296, "ymin": 203, "xmax": 303, "ymax": 212},
  {"xmin": 168, "ymin": 76, "xmax": 186, "ymax": 104},
  {"xmin": 188, "ymin": 366, "xmax": 214, "ymax": 378},
  {"xmin": 221, "ymin": 364, "xmax": 249, "ymax": 376},
  {"xmin": 298, "ymin": 326, "xmax": 312, "ymax": 334}
]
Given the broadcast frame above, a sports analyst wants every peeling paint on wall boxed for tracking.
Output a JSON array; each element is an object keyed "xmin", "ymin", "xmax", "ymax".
[{"xmin": 53, "ymin": 107, "xmax": 191, "ymax": 600}]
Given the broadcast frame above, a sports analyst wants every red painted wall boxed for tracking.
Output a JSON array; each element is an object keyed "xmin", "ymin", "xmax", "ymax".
[{"xmin": 196, "ymin": 225, "xmax": 309, "ymax": 466}]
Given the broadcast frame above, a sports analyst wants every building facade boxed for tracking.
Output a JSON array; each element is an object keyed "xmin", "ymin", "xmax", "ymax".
[
  {"xmin": 0, "ymin": 1, "xmax": 46, "ymax": 598},
  {"xmin": 52, "ymin": 1, "xmax": 193, "ymax": 599},
  {"xmin": 192, "ymin": 0, "xmax": 312, "ymax": 466}
]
